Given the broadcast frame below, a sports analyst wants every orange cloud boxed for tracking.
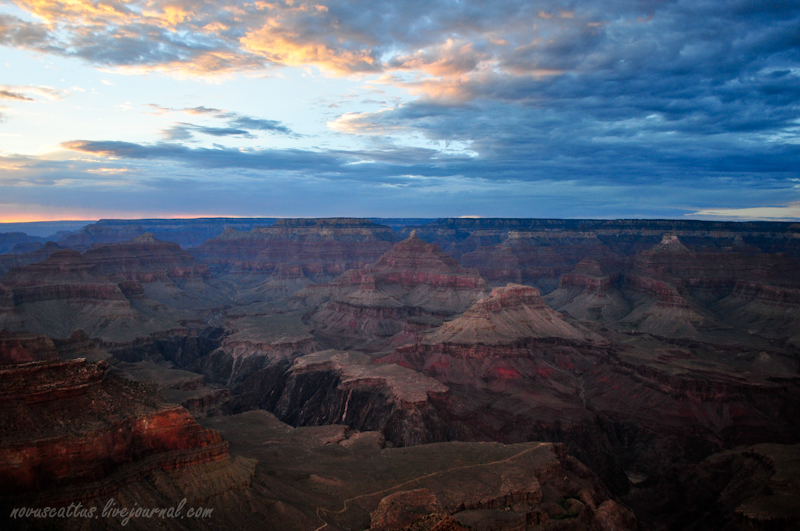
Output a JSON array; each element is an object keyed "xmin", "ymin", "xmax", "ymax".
[{"xmin": 241, "ymin": 18, "xmax": 378, "ymax": 75}]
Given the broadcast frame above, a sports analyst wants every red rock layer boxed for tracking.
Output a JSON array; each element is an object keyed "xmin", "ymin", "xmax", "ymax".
[
  {"xmin": 0, "ymin": 331, "xmax": 59, "ymax": 365},
  {"xmin": 459, "ymin": 231, "xmax": 620, "ymax": 289},
  {"xmin": 0, "ymin": 347, "xmax": 228, "ymax": 497},
  {"xmin": 302, "ymin": 234, "xmax": 490, "ymax": 345},
  {"xmin": 192, "ymin": 218, "xmax": 399, "ymax": 278},
  {"xmin": 81, "ymin": 233, "xmax": 211, "ymax": 281}
]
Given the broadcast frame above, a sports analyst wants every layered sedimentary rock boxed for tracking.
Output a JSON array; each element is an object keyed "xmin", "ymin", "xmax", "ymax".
[
  {"xmin": 0, "ymin": 330, "xmax": 59, "ymax": 364},
  {"xmin": 0, "ymin": 248, "xmax": 145, "ymax": 340},
  {"xmin": 0, "ymin": 235, "xmax": 228, "ymax": 342},
  {"xmin": 0, "ymin": 241, "xmax": 64, "ymax": 277},
  {"xmin": 0, "ymin": 334, "xmax": 229, "ymax": 503},
  {"xmin": 299, "ymin": 233, "xmax": 489, "ymax": 347},
  {"xmin": 403, "ymin": 218, "xmax": 800, "ymax": 258},
  {"xmin": 420, "ymin": 283, "xmax": 590, "ymax": 346},
  {"xmin": 200, "ymin": 410, "xmax": 639, "ymax": 531},
  {"xmin": 193, "ymin": 218, "xmax": 399, "ymax": 280},
  {"xmin": 626, "ymin": 442, "xmax": 800, "ymax": 531},
  {"xmin": 460, "ymin": 231, "xmax": 621, "ymax": 291},
  {"xmin": 228, "ymin": 349, "xmax": 451, "ymax": 447},
  {"xmin": 58, "ymin": 218, "xmax": 276, "ymax": 248},
  {"xmin": 545, "ymin": 259, "xmax": 630, "ymax": 322},
  {"xmin": 205, "ymin": 313, "xmax": 316, "ymax": 390}
]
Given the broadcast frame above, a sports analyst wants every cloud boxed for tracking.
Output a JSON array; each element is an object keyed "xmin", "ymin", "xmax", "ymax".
[
  {"xmin": 149, "ymin": 105, "xmax": 295, "ymax": 140},
  {"xmin": 690, "ymin": 203, "xmax": 800, "ymax": 221},
  {"xmin": 0, "ymin": 89, "xmax": 33, "ymax": 101},
  {"xmin": 226, "ymin": 116, "xmax": 292, "ymax": 134},
  {"xmin": 4, "ymin": 1, "xmax": 800, "ymax": 219},
  {"xmin": 161, "ymin": 123, "xmax": 255, "ymax": 140}
]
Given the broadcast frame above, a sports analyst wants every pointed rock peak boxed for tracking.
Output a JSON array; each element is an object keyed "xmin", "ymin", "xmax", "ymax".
[
  {"xmin": 392, "ymin": 231, "xmax": 440, "ymax": 254},
  {"xmin": 41, "ymin": 241, "xmax": 61, "ymax": 250},
  {"xmin": 130, "ymin": 232, "xmax": 158, "ymax": 244}
]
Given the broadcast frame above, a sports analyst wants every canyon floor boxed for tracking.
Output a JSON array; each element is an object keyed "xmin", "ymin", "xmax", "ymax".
[{"xmin": 1, "ymin": 218, "xmax": 799, "ymax": 531}]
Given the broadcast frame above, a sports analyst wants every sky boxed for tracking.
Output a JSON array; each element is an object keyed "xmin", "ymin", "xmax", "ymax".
[{"xmin": 0, "ymin": 0, "xmax": 798, "ymax": 222}]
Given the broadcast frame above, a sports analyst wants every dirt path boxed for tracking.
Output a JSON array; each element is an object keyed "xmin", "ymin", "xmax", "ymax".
[{"xmin": 311, "ymin": 442, "xmax": 547, "ymax": 530}]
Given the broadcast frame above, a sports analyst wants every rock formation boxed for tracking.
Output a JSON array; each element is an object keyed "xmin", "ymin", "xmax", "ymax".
[
  {"xmin": 0, "ymin": 235, "xmax": 227, "ymax": 343},
  {"xmin": 0, "ymin": 332, "xmax": 231, "ymax": 504},
  {"xmin": 299, "ymin": 232, "xmax": 489, "ymax": 348},
  {"xmin": 192, "ymin": 218, "xmax": 399, "ymax": 280}
]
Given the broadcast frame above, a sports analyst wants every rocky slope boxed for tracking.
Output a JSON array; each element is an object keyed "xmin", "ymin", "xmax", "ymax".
[
  {"xmin": 0, "ymin": 332, "xmax": 231, "ymax": 504},
  {"xmin": 57, "ymin": 218, "xmax": 276, "ymax": 248},
  {"xmin": 298, "ymin": 232, "xmax": 490, "ymax": 348},
  {"xmin": 545, "ymin": 259, "xmax": 630, "ymax": 322},
  {"xmin": 202, "ymin": 410, "xmax": 640, "ymax": 531},
  {"xmin": 625, "ymin": 442, "xmax": 800, "ymax": 531},
  {"xmin": 0, "ymin": 234, "xmax": 228, "ymax": 342},
  {"xmin": 0, "ymin": 241, "xmax": 64, "ymax": 277},
  {"xmin": 193, "ymin": 218, "xmax": 399, "ymax": 278}
]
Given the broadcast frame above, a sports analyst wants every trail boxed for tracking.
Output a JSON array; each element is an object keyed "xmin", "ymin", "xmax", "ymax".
[{"xmin": 311, "ymin": 442, "xmax": 547, "ymax": 531}]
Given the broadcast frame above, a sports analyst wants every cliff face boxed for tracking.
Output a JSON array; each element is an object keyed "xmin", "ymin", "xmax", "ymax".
[
  {"xmin": 0, "ymin": 235, "xmax": 227, "ymax": 342},
  {"xmin": 56, "ymin": 218, "xmax": 277, "ymax": 248},
  {"xmin": 0, "ymin": 241, "xmax": 63, "ymax": 277},
  {"xmin": 626, "ymin": 442, "xmax": 800, "ymax": 531},
  {"xmin": 300, "ymin": 233, "xmax": 490, "ymax": 347},
  {"xmin": 226, "ymin": 349, "xmax": 451, "ymax": 448},
  {"xmin": 192, "ymin": 218, "xmax": 399, "ymax": 279},
  {"xmin": 545, "ymin": 259, "xmax": 630, "ymax": 322},
  {"xmin": 0, "ymin": 334, "xmax": 229, "ymax": 501},
  {"xmin": 460, "ymin": 231, "xmax": 621, "ymax": 291}
]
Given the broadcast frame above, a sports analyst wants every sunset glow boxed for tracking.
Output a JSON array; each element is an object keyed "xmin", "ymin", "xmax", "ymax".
[{"xmin": 1, "ymin": 0, "xmax": 798, "ymax": 220}]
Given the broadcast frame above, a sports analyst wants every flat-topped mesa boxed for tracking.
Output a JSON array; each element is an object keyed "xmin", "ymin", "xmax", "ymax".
[
  {"xmin": 419, "ymin": 284, "xmax": 589, "ymax": 347},
  {"xmin": 650, "ymin": 233, "xmax": 691, "ymax": 254},
  {"xmin": 558, "ymin": 258, "xmax": 613, "ymax": 292},
  {"xmin": 0, "ymin": 352, "xmax": 229, "ymax": 498}
]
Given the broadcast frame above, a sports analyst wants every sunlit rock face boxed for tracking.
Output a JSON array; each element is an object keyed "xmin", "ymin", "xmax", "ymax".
[{"xmin": 0, "ymin": 331, "xmax": 229, "ymax": 501}]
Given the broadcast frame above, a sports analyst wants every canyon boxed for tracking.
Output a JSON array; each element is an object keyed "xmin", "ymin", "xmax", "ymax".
[{"xmin": 1, "ymin": 217, "xmax": 799, "ymax": 530}]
